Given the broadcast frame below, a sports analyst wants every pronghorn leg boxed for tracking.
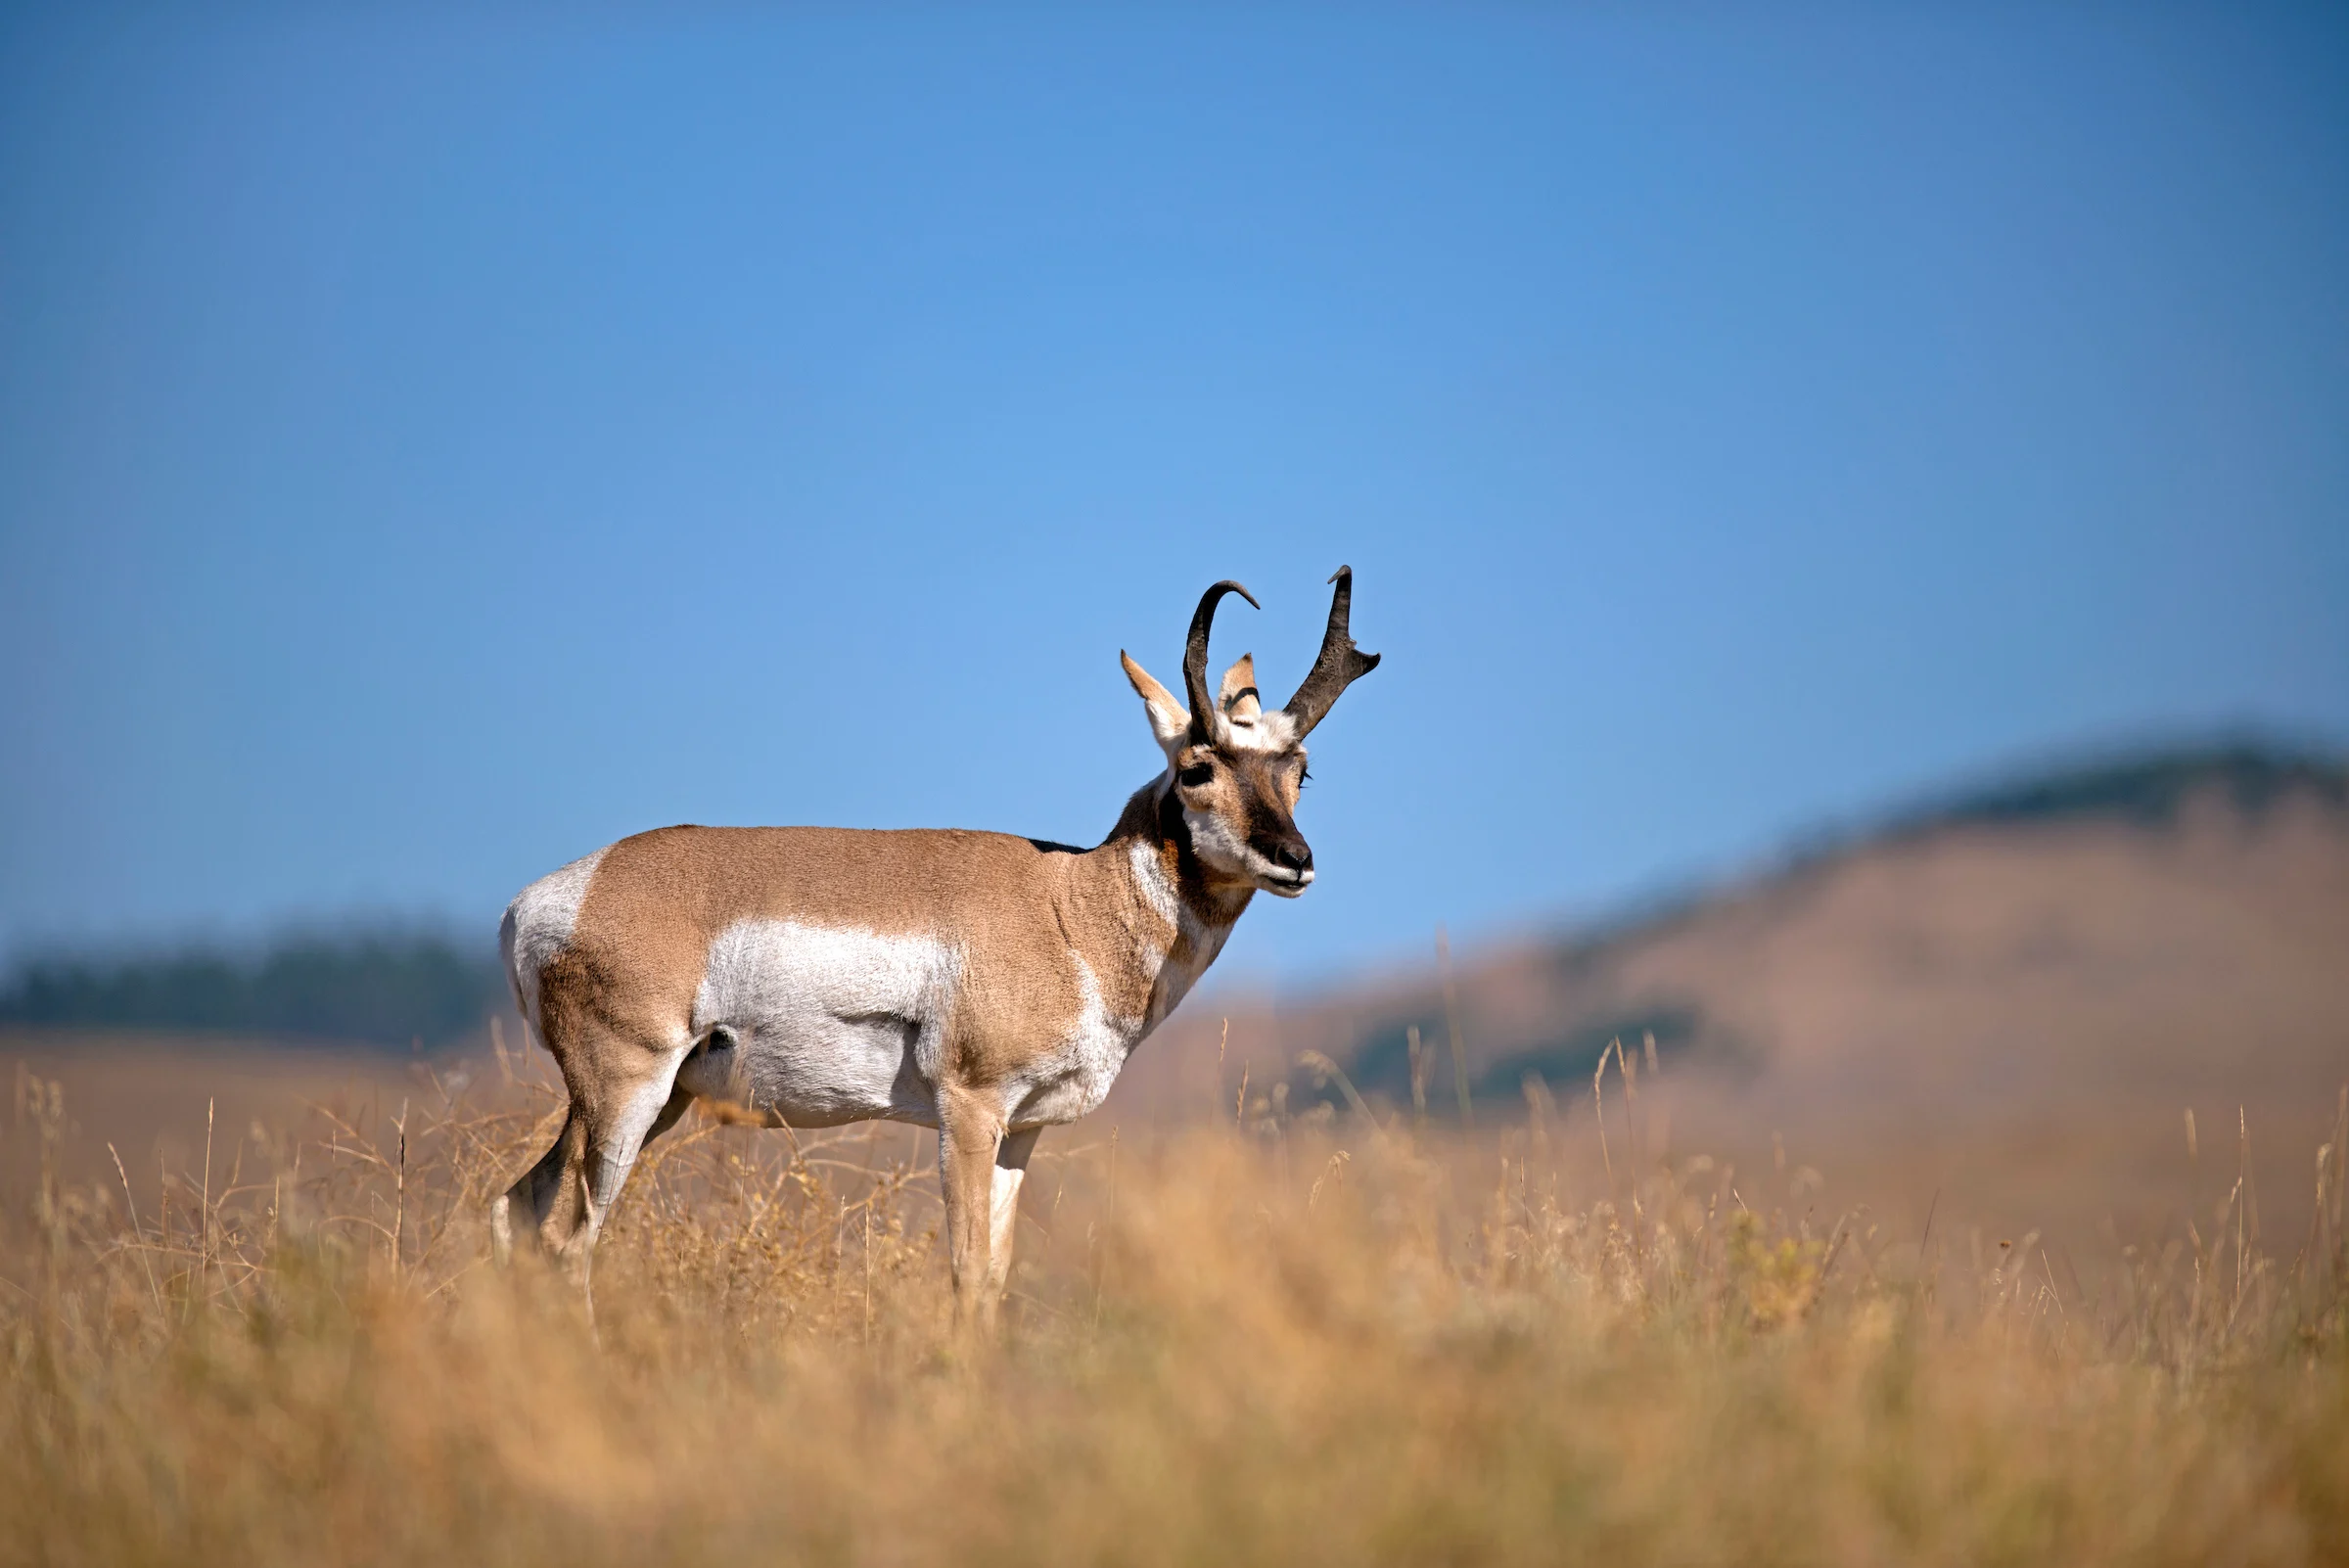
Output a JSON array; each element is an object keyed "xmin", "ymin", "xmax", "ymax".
[
  {"xmin": 491, "ymin": 1106, "xmax": 587, "ymax": 1268},
  {"xmin": 935, "ymin": 1087, "xmax": 1007, "ymax": 1329},
  {"xmin": 491, "ymin": 1040, "xmax": 690, "ymax": 1299},
  {"xmin": 985, "ymin": 1127, "xmax": 1040, "ymax": 1308},
  {"xmin": 642, "ymin": 1082, "xmax": 696, "ymax": 1149}
]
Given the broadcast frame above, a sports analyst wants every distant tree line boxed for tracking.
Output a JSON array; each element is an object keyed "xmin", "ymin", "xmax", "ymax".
[
  {"xmin": 1756, "ymin": 741, "xmax": 2349, "ymax": 871},
  {"xmin": 1923, "ymin": 743, "xmax": 2346, "ymax": 831},
  {"xmin": 0, "ymin": 930, "xmax": 507, "ymax": 1049}
]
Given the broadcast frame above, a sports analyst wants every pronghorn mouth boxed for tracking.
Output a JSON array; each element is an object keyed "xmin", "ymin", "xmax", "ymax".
[{"xmin": 1260, "ymin": 867, "xmax": 1314, "ymax": 897}]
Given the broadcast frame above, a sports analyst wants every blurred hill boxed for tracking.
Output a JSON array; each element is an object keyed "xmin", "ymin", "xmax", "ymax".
[
  {"xmin": 1165, "ymin": 742, "xmax": 2348, "ymax": 1107},
  {"xmin": 1106, "ymin": 742, "xmax": 2349, "ymax": 1236}
]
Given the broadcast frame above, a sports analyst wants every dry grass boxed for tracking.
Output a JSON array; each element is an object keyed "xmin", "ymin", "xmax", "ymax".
[{"xmin": 5, "ymin": 1043, "xmax": 2347, "ymax": 1568}]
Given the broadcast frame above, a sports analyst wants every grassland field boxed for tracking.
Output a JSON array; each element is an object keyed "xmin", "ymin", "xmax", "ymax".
[{"xmin": 4, "ymin": 1026, "xmax": 2346, "ymax": 1568}]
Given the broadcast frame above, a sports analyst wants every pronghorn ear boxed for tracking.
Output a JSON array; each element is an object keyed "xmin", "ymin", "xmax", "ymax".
[
  {"xmin": 1121, "ymin": 651, "xmax": 1190, "ymax": 751},
  {"xmin": 1218, "ymin": 654, "xmax": 1263, "ymax": 726}
]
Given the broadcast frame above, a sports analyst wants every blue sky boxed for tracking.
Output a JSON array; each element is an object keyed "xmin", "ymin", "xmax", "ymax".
[{"xmin": 2, "ymin": 5, "xmax": 2344, "ymax": 985}]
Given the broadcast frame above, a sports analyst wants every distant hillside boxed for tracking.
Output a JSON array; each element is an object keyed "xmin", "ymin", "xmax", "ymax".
[
  {"xmin": 1883, "ymin": 740, "xmax": 2346, "ymax": 836},
  {"xmin": 0, "ymin": 931, "xmax": 505, "ymax": 1049},
  {"xmin": 1103, "ymin": 741, "xmax": 2349, "ymax": 1128}
]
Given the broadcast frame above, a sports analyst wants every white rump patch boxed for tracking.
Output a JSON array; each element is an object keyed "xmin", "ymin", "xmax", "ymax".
[
  {"xmin": 682, "ymin": 920, "xmax": 963, "ymax": 1127},
  {"xmin": 500, "ymin": 847, "xmax": 608, "ymax": 1039}
]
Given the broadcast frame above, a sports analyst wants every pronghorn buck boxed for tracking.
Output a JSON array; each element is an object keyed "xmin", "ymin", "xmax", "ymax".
[{"xmin": 491, "ymin": 570, "xmax": 1379, "ymax": 1319}]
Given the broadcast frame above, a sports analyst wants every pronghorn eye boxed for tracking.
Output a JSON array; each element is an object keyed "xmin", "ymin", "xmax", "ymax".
[{"xmin": 1177, "ymin": 761, "xmax": 1216, "ymax": 788}]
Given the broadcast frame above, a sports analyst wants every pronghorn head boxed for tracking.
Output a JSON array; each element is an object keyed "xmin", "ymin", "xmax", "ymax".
[{"xmin": 1122, "ymin": 569, "xmax": 1380, "ymax": 899}]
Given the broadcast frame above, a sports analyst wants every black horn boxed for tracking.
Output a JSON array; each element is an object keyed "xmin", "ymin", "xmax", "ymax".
[
  {"xmin": 1282, "ymin": 566, "xmax": 1380, "ymax": 738},
  {"xmin": 1183, "ymin": 579, "xmax": 1260, "ymax": 743}
]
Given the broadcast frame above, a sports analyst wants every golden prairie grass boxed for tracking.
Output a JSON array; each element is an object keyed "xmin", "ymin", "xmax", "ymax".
[{"xmin": 5, "ymin": 1046, "xmax": 2347, "ymax": 1568}]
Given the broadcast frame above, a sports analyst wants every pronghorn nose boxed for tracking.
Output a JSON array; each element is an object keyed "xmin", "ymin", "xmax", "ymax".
[{"xmin": 1274, "ymin": 842, "xmax": 1313, "ymax": 875}]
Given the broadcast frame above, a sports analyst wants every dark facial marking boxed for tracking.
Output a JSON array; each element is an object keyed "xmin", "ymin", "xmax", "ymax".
[{"xmin": 1234, "ymin": 753, "xmax": 1312, "ymax": 874}]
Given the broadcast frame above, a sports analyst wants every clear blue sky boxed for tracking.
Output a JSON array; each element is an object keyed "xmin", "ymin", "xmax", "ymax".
[{"xmin": 3, "ymin": 5, "xmax": 2344, "ymax": 985}]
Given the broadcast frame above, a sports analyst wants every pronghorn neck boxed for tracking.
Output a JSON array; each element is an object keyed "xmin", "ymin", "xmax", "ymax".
[{"xmin": 1063, "ymin": 772, "xmax": 1253, "ymax": 1032}]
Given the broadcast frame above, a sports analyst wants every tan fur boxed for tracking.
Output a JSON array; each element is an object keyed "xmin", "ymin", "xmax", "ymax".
[
  {"xmin": 494, "ymin": 576, "xmax": 1374, "ymax": 1329},
  {"xmin": 1121, "ymin": 651, "xmax": 1188, "ymax": 749},
  {"xmin": 556, "ymin": 814, "xmax": 1238, "ymax": 1077},
  {"xmin": 1219, "ymin": 654, "xmax": 1261, "ymax": 722}
]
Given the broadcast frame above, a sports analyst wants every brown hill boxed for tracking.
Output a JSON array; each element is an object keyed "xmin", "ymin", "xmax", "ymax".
[{"xmin": 1105, "ymin": 747, "xmax": 2349, "ymax": 1248}]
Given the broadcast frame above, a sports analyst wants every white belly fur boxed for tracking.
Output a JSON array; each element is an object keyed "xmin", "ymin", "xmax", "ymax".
[
  {"xmin": 678, "ymin": 918, "xmax": 1156, "ymax": 1130},
  {"xmin": 682, "ymin": 919, "xmax": 962, "ymax": 1127}
]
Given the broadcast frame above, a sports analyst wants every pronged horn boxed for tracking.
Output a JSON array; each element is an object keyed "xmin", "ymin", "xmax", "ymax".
[
  {"xmin": 1182, "ymin": 580, "xmax": 1260, "ymax": 743},
  {"xmin": 1282, "ymin": 566, "xmax": 1380, "ymax": 738}
]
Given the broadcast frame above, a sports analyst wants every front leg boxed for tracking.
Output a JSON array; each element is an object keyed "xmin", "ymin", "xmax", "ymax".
[
  {"xmin": 935, "ymin": 1084, "xmax": 1007, "ymax": 1328},
  {"xmin": 987, "ymin": 1127, "xmax": 1041, "ymax": 1305}
]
